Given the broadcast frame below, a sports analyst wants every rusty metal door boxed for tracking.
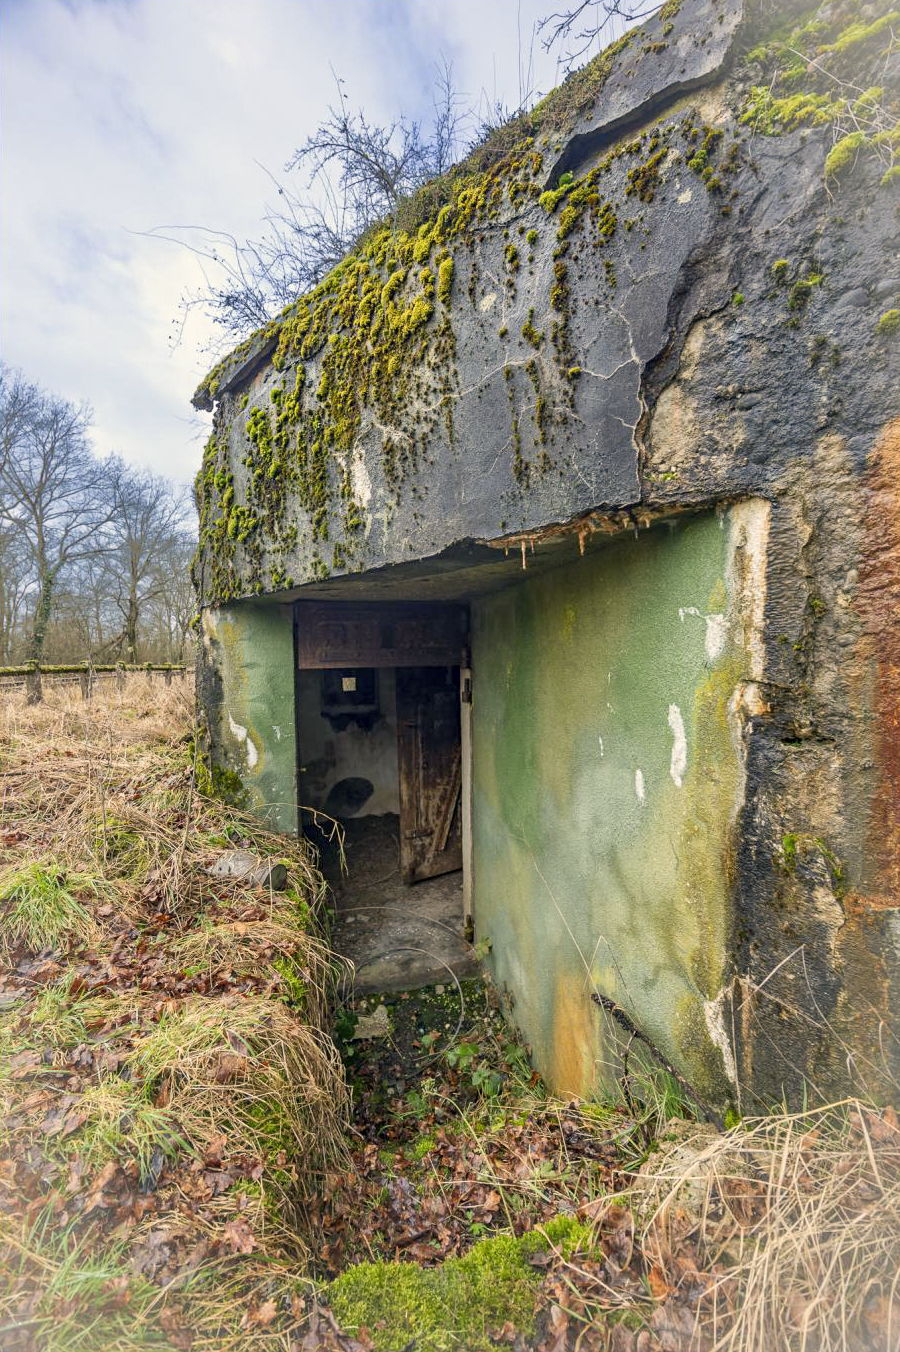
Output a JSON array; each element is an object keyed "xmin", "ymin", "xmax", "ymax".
[{"xmin": 396, "ymin": 666, "xmax": 463, "ymax": 884}]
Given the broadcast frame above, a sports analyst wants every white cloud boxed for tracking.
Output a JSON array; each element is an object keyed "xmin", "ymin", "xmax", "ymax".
[{"xmin": 1, "ymin": 0, "xmax": 623, "ymax": 489}]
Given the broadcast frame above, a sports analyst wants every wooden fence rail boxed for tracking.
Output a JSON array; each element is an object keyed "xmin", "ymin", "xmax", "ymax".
[{"xmin": 0, "ymin": 662, "xmax": 191, "ymax": 704}]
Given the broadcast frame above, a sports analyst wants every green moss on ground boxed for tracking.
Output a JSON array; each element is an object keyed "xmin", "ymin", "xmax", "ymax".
[{"xmin": 328, "ymin": 1229, "xmax": 572, "ymax": 1351}]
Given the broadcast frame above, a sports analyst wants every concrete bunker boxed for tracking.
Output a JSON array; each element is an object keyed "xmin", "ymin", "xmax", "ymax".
[{"xmin": 193, "ymin": 0, "xmax": 900, "ymax": 1109}]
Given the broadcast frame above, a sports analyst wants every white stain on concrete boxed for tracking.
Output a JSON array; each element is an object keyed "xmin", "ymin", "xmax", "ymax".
[
  {"xmin": 704, "ymin": 989, "xmax": 736, "ymax": 1083},
  {"xmin": 668, "ymin": 704, "xmax": 687, "ymax": 787},
  {"xmin": 679, "ymin": 605, "xmax": 727, "ymax": 662},
  {"xmin": 351, "ymin": 456, "xmax": 372, "ymax": 508},
  {"xmin": 677, "ymin": 187, "xmax": 693, "ymax": 204},
  {"xmin": 635, "ymin": 768, "xmax": 645, "ymax": 803},
  {"xmin": 200, "ymin": 607, "xmax": 220, "ymax": 650},
  {"xmin": 479, "ymin": 292, "xmax": 497, "ymax": 312},
  {"xmin": 704, "ymin": 613, "xmax": 727, "ymax": 662},
  {"xmin": 228, "ymin": 712, "xmax": 259, "ymax": 770}
]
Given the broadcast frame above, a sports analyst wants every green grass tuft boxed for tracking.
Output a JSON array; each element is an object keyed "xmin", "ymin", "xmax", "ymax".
[
  {"xmin": 0, "ymin": 861, "xmax": 101, "ymax": 959},
  {"xmin": 57, "ymin": 1078, "xmax": 186, "ymax": 1183}
]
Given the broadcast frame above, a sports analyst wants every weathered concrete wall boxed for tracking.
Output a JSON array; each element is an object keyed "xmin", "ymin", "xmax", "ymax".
[
  {"xmin": 471, "ymin": 507, "xmax": 767, "ymax": 1101},
  {"xmin": 199, "ymin": 603, "xmax": 297, "ymax": 833},
  {"xmin": 296, "ymin": 667, "xmax": 400, "ymax": 817}
]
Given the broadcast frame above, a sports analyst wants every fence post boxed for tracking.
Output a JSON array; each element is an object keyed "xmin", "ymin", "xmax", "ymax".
[
  {"xmin": 115, "ymin": 662, "xmax": 125, "ymax": 690},
  {"xmin": 164, "ymin": 668, "xmax": 172, "ymax": 687},
  {"xmin": 25, "ymin": 663, "xmax": 42, "ymax": 706},
  {"xmin": 79, "ymin": 672, "xmax": 89, "ymax": 700}
]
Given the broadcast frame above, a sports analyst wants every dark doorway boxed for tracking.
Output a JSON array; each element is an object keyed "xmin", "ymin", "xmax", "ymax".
[{"xmin": 294, "ymin": 600, "xmax": 474, "ymax": 991}]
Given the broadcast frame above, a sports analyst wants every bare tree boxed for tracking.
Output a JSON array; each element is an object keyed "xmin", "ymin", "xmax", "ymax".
[
  {"xmin": 0, "ymin": 366, "xmax": 197, "ymax": 672},
  {"xmin": 104, "ymin": 461, "xmax": 193, "ymax": 663},
  {"xmin": 0, "ymin": 525, "xmax": 30, "ymax": 663},
  {"xmin": 538, "ymin": 0, "xmax": 658, "ymax": 68},
  {"xmin": 141, "ymin": 534, "xmax": 196, "ymax": 663},
  {"xmin": 0, "ymin": 366, "xmax": 115, "ymax": 665},
  {"xmin": 147, "ymin": 61, "xmax": 472, "ymax": 347}
]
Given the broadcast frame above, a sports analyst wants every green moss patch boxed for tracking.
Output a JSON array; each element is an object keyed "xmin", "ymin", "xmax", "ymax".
[
  {"xmin": 328, "ymin": 1234, "xmax": 542, "ymax": 1351},
  {"xmin": 877, "ymin": 308, "xmax": 900, "ymax": 337}
]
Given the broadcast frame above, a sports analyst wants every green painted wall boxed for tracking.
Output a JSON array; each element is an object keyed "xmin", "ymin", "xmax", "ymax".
[
  {"xmin": 471, "ymin": 507, "xmax": 767, "ymax": 1102},
  {"xmin": 202, "ymin": 602, "xmax": 298, "ymax": 833}
]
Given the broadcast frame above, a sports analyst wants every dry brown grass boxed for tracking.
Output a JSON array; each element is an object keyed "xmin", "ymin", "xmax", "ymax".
[
  {"xmin": 1, "ymin": 668, "xmax": 193, "ymax": 748},
  {"xmin": 629, "ymin": 1100, "xmax": 900, "ymax": 1352},
  {"xmin": 0, "ymin": 673, "xmax": 351, "ymax": 1349}
]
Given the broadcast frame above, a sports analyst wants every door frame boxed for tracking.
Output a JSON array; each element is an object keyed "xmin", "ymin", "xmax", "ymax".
[{"xmin": 293, "ymin": 599, "xmax": 473, "ymax": 911}]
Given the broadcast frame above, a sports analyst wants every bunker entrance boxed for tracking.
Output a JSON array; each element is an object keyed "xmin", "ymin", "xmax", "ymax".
[{"xmin": 294, "ymin": 601, "xmax": 476, "ymax": 992}]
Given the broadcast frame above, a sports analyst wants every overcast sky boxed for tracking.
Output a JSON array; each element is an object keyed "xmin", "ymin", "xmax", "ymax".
[{"xmin": 1, "ymin": 0, "xmax": 627, "ymax": 488}]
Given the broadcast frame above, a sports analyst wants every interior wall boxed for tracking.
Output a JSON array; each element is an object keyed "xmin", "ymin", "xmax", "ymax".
[
  {"xmin": 470, "ymin": 505, "xmax": 769, "ymax": 1104},
  {"xmin": 296, "ymin": 667, "xmax": 400, "ymax": 817}
]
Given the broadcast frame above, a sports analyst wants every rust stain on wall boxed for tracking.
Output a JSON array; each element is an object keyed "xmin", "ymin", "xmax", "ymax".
[{"xmin": 551, "ymin": 975, "xmax": 597, "ymax": 1098}]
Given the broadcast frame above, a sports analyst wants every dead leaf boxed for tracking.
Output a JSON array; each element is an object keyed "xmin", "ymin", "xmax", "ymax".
[
  {"xmin": 650, "ymin": 1301, "xmax": 700, "ymax": 1352},
  {"xmin": 202, "ymin": 1169, "xmax": 234, "ymax": 1196},
  {"xmin": 223, "ymin": 1218, "xmax": 255, "ymax": 1254},
  {"xmin": 10, "ymin": 1050, "xmax": 41, "ymax": 1079},
  {"xmin": 203, "ymin": 1134, "xmax": 227, "ymax": 1165},
  {"xmin": 159, "ymin": 1306, "xmax": 194, "ymax": 1349},
  {"xmin": 83, "ymin": 1160, "xmax": 122, "ymax": 1215},
  {"xmin": 578, "ymin": 1195, "xmax": 611, "ymax": 1223},
  {"xmin": 214, "ymin": 1052, "xmax": 248, "ymax": 1082},
  {"xmin": 610, "ymin": 1325, "xmax": 637, "ymax": 1352},
  {"xmin": 648, "ymin": 1263, "xmax": 673, "ymax": 1300},
  {"xmin": 226, "ymin": 1028, "xmax": 251, "ymax": 1058}
]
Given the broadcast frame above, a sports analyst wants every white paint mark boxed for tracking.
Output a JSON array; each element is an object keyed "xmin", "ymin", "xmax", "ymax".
[
  {"xmin": 228, "ymin": 713, "xmax": 248, "ymax": 742},
  {"xmin": 228, "ymin": 711, "xmax": 258, "ymax": 770},
  {"xmin": 668, "ymin": 704, "xmax": 687, "ymax": 788},
  {"xmin": 273, "ymin": 725, "xmax": 282, "ymax": 741},
  {"xmin": 679, "ymin": 606, "xmax": 728, "ymax": 663},
  {"xmin": 704, "ymin": 991, "xmax": 737, "ymax": 1083},
  {"xmin": 705, "ymin": 613, "xmax": 727, "ymax": 662},
  {"xmin": 598, "ymin": 735, "xmax": 604, "ymax": 757},
  {"xmin": 479, "ymin": 292, "xmax": 497, "ymax": 312},
  {"xmin": 635, "ymin": 768, "xmax": 645, "ymax": 804}
]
